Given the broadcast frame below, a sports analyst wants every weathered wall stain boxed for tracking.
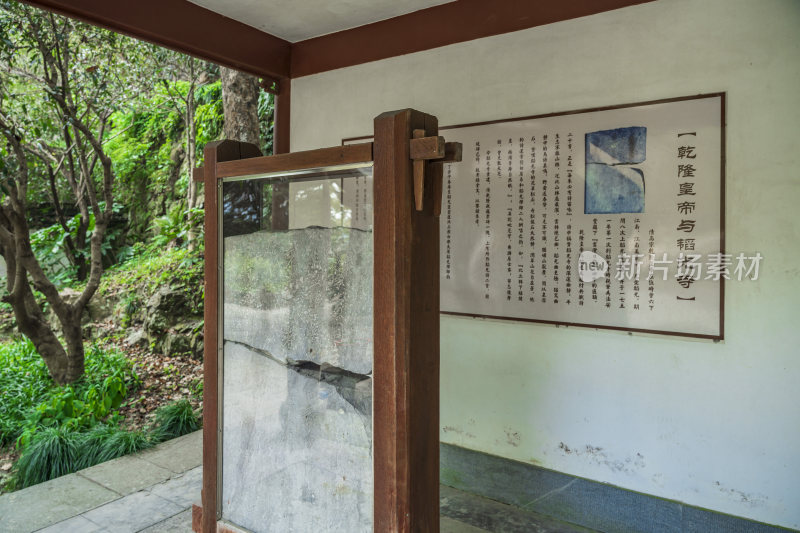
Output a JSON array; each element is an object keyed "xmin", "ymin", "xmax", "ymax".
[
  {"xmin": 442, "ymin": 425, "xmax": 476, "ymax": 439},
  {"xmin": 558, "ymin": 442, "xmax": 646, "ymax": 475},
  {"xmin": 714, "ymin": 481, "xmax": 767, "ymax": 508},
  {"xmin": 504, "ymin": 427, "xmax": 521, "ymax": 447}
]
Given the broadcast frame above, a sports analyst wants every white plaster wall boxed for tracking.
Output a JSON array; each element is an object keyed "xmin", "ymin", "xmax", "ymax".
[{"xmin": 290, "ymin": 0, "xmax": 800, "ymax": 527}]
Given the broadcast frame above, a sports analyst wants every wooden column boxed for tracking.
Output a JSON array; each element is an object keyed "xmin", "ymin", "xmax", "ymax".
[
  {"xmin": 373, "ymin": 109, "xmax": 441, "ymax": 532},
  {"xmin": 201, "ymin": 140, "xmax": 261, "ymax": 533}
]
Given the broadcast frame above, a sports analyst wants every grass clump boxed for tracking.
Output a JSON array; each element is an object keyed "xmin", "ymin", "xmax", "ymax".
[
  {"xmin": 13, "ymin": 424, "xmax": 154, "ymax": 489},
  {"xmin": 13, "ymin": 426, "xmax": 82, "ymax": 488},
  {"xmin": 79, "ymin": 424, "xmax": 153, "ymax": 467},
  {"xmin": 151, "ymin": 399, "xmax": 200, "ymax": 442},
  {"xmin": 12, "ymin": 399, "xmax": 198, "ymax": 488}
]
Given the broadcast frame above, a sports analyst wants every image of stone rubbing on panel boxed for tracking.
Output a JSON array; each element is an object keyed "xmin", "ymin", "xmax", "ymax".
[{"xmin": 585, "ymin": 126, "xmax": 646, "ymax": 214}]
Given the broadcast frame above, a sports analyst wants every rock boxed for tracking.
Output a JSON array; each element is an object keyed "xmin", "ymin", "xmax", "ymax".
[
  {"xmin": 86, "ymin": 294, "xmax": 113, "ymax": 322},
  {"xmin": 59, "ymin": 287, "xmax": 82, "ymax": 306},
  {"xmin": 143, "ymin": 286, "xmax": 192, "ymax": 337},
  {"xmin": 160, "ymin": 320, "xmax": 203, "ymax": 358},
  {"xmin": 82, "ymin": 323, "xmax": 106, "ymax": 340},
  {"xmin": 189, "ymin": 323, "xmax": 204, "ymax": 360},
  {"xmin": 162, "ymin": 330, "xmax": 191, "ymax": 357},
  {"xmin": 47, "ymin": 288, "xmax": 113, "ymax": 334},
  {"xmin": 47, "ymin": 288, "xmax": 89, "ymax": 333},
  {"xmin": 125, "ymin": 328, "xmax": 149, "ymax": 349},
  {"xmin": 0, "ymin": 308, "xmax": 16, "ymax": 337}
]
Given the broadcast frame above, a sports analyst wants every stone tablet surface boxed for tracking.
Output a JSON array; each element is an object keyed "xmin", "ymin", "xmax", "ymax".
[{"xmin": 220, "ymin": 171, "xmax": 374, "ymax": 532}]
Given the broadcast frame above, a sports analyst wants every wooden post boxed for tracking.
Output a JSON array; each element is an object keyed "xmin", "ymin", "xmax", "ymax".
[
  {"xmin": 373, "ymin": 109, "xmax": 441, "ymax": 532},
  {"xmin": 201, "ymin": 140, "xmax": 261, "ymax": 533}
]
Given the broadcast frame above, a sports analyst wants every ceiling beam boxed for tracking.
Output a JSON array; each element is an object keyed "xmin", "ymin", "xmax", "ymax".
[
  {"xmin": 20, "ymin": 0, "xmax": 291, "ymax": 80},
  {"xmin": 20, "ymin": 0, "xmax": 652, "ymax": 81},
  {"xmin": 291, "ymin": 0, "xmax": 652, "ymax": 78}
]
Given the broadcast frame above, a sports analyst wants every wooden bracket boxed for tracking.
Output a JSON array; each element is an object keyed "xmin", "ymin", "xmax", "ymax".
[{"xmin": 410, "ymin": 131, "xmax": 462, "ymax": 213}]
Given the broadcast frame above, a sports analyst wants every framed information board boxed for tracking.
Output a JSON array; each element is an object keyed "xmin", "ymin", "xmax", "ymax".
[{"xmin": 345, "ymin": 94, "xmax": 725, "ymax": 339}]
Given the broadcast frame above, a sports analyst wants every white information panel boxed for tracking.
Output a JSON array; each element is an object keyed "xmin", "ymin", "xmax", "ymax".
[{"xmin": 344, "ymin": 95, "xmax": 725, "ymax": 339}]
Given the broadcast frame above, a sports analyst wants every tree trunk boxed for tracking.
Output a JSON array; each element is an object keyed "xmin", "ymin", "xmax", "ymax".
[
  {"xmin": 220, "ymin": 67, "xmax": 260, "ymax": 145},
  {"xmin": 220, "ymin": 67, "xmax": 263, "ymax": 230},
  {"xmin": 9, "ymin": 275, "xmax": 84, "ymax": 384}
]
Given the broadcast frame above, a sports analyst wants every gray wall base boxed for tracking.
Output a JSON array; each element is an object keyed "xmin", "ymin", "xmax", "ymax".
[{"xmin": 440, "ymin": 443, "xmax": 794, "ymax": 533}]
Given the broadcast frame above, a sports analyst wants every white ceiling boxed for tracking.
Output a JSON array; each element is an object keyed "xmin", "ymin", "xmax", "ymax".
[{"xmin": 187, "ymin": 0, "xmax": 455, "ymax": 43}]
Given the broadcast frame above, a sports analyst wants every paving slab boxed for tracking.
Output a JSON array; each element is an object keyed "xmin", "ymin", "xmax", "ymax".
[
  {"xmin": 78, "ymin": 454, "xmax": 174, "ymax": 496},
  {"xmin": 441, "ymin": 516, "xmax": 491, "ymax": 532},
  {"xmin": 0, "ymin": 473, "xmax": 118, "ymax": 533},
  {"xmin": 82, "ymin": 490, "xmax": 183, "ymax": 533},
  {"xmin": 147, "ymin": 466, "xmax": 202, "ymax": 508},
  {"xmin": 138, "ymin": 508, "xmax": 193, "ymax": 533},
  {"xmin": 441, "ymin": 485, "xmax": 595, "ymax": 533},
  {"xmin": 138, "ymin": 431, "xmax": 202, "ymax": 474},
  {"xmin": 36, "ymin": 514, "xmax": 108, "ymax": 533}
]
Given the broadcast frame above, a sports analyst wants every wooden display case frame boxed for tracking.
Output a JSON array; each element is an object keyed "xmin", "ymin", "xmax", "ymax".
[{"xmin": 194, "ymin": 109, "xmax": 460, "ymax": 533}]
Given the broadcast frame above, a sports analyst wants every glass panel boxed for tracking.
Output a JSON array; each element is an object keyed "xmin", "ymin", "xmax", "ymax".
[{"xmin": 220, "ymin": 165, "xmax": 374, "ymax": 532}]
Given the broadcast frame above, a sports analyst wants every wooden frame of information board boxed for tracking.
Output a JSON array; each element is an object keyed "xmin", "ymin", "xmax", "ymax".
[
  {"xmin": 344, "ymin": 93, "xmax": 726, "ymax": 341},
  {"xmin": 195, "ymin": 109, "xmax": 457, "ymax": 533}
]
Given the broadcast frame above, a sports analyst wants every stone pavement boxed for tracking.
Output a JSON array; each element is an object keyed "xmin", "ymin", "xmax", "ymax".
[
  {"xmin": 0, "ymin": 431, "xmax": 201, "ymax": 533},
  {"xmin": 0, "ymin": 430, "xmax": 592, "ymax": 532}
]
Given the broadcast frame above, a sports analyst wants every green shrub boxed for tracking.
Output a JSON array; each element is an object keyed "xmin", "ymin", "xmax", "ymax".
[
  {"xmin": 0, "ymin": 339, "xmax": 138, "ymax": 446},
  {"xmin": 13, "ymin": 426, "xmax": 82, "ymax": 488},
  {"xmin": 151, "ymin": 399, "xmax": 200, "ymax": 442},
  {"xmin": 18, "ymin": 372, "xmax": 128, "ymax": 447},
  {"xmin": 0, "ymin": 339, "xmax": 53, "ymax": 445}
]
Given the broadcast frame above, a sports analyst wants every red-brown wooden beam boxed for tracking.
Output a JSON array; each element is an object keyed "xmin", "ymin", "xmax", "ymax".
[
  {"xmin": 24, "ymin": 0, "xmax": 653, "ymax": 81},
  {"xmin": 270, "ymin": 78, "xmax": 291, "ymax": 228},
  {"xmin": 20, "ymin": 0, "xmax": 291, "ymax": 79},
  {"xmin": 274, "ymin": 79, "xmax": 291, "ymax": 155},
  {"xmin": 215, "ymin": 142, "xmax": 372, "ymax": 178},
  {"xmin": 373, "ymin": 109, "xmax": 441, "ymax": 532},
  {"xmin": 291, "ymin": 0, "xmax": 652, "ymax": 78}
]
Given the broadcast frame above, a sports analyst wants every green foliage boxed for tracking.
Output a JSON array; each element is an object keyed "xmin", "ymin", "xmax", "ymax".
[
  {"xmin": 13, "ymin": 423, "xmax": 154, "ymax": 488},
  {"xmin": 29, "ymin": 218, "xmax": 85, "ymax": 287},
  {"xmin": 0, "ymin": 339, "xmax": 137, "ymax": 446},
  {"xmin": 104, "ymin": 91, "xmax": 186, "ymax": 239},
  {"xmin": 28, "ymin": 204, "xmax": 127, "ymax": 287},
  {"xmin": 0, "ymin": 339, "xmax": 51, "ymax": 446},
  {"xmin": 13, "ymin": 398, "xmax": 201, "ymax": 488},
  {"xmin": 149, "ymin": 202, "xmax": 204, "ymax": 249},
  {"xmin": 101, "ymin": 243, "xmax": 204, "ymax": 314},
  {"xmin": 12, "ymin": 426, "xmax": 82, "ymax": 489},
  {"xmin": 150, "ymin": 399, "xmax": 200, "ymax": 442},
  {"xmin": 195, "ymin": 81, "xmax": 224, "ymax": 150},
  {"xmin": 258, "ymin": 90, "xmax": 275, "ymax": 156},
  {"xmin": 18, "ymin": 373, "xmax": 128, "ymax": 446},
  {"xmin": 0, "ymin": 3, "xmax": 157, "ymax": 206}
]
